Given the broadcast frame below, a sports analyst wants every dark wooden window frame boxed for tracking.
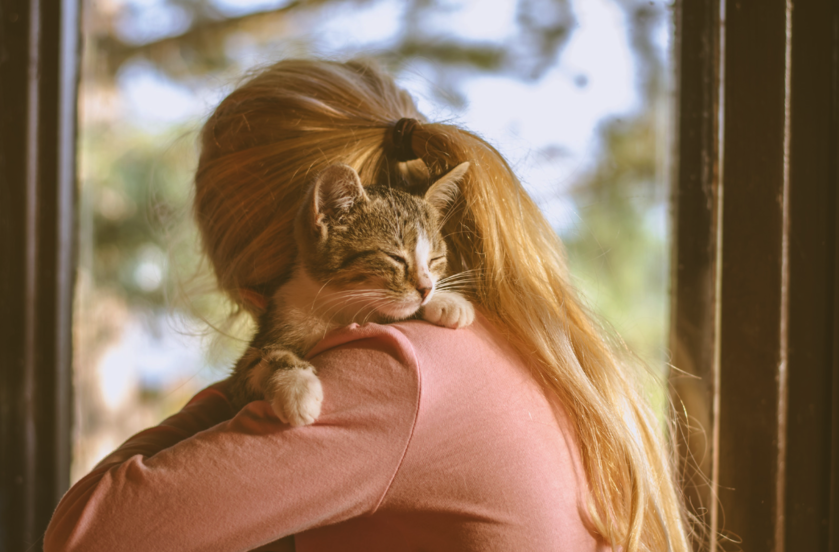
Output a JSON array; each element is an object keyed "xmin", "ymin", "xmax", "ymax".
[
  {"xmin": 671, "ymin": 0, "xmax": 839, "ymax": 550},
  {"xmin": 1, "ymin": 0, "xmax": 838, "ymax": 550},
  {"xmin": 0, "ymin": 1, "xmax": 80, "ymax": 550}
]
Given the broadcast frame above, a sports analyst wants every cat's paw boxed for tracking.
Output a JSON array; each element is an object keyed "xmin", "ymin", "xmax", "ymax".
[
  {"xmin": 268, "ymin": 367, "xmax": 323, "ymax": 426},
  {"xmin": 422, "ymin": 292, "xmax": 475, "ymax": 329}
]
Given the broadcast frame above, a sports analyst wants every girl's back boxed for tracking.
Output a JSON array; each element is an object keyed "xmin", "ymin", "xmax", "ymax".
[
  {"xmin": 44, "ymin": 315, "xmax": 605, "ymax": 552},
  {"xmin": 299, "ymin": 315, "xmax": 605, "ymax": 551}
]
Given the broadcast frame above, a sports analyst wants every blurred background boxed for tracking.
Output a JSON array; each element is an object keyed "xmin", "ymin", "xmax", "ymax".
[{"xmin": 74, "ymin": 0, "xmax": 674, "ymax": 482}]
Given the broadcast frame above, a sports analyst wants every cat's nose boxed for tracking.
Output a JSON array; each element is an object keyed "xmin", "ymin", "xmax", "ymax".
[{"xmin": 417, "ymin": 285, "xmax": 432, "ymax": 301}]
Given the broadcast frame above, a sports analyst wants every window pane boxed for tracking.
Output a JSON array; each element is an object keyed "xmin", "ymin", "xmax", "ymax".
[{"xmin": 74, "ymin": 0, "xmax": 674, "ymax": 481}]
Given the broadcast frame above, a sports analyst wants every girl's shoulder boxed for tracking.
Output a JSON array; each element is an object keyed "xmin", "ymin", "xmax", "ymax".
[{"xmin": 303, "ymin": 314, "xmax": 603, "ymax": 551}]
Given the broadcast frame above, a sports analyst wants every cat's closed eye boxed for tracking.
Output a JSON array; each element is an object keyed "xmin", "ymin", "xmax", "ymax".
[
  {"xmin": 384, "ymin": 252, "xmax": 408, "ymax": 268},
  {"xmin": 339, "ymin": 250, "xmax": 378, "ymax": 269}
]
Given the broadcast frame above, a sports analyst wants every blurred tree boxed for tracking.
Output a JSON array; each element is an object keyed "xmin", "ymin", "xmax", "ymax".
[
  {"xmin": 73, "ymin": 0, "xmax": 674, "ymax": 479},
  {"xmin": 86, "ymin": 0, "xmax": 573, "ymax": 84},
  {"xmin": 79, "ymin": 0, "xmax": 673, "ymax": 359},
  {"xmin": 563, "ymin": 111, "xmax": 668, "ymax": 365},
  {"xmin": 561, "ymin": 0, "xmax": 671, "ymax": 365}
]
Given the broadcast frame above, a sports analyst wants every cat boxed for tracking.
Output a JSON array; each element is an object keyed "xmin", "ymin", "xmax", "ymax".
[{"xmin": 228, "ymin": 162, "xmax": 475, "ymax": 426}]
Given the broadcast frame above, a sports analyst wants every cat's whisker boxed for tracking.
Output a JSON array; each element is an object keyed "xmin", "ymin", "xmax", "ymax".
[
  {"xmin": 436, "ymin": 289, "xmax": 475, "ymax": 297},
  {"xmin": 314, "ymin": 297, "xmax": 364, "ymax": 318},
  {"xmin": 433, "ymin": 271, "xmax": 480, "ymax": 296},
  {"xmin": 352, "ymin": 296, "xmax": 393, "ymax": 326},
  {"xmin": 441, "ymin": 229, "xmax": 477, "ymax": 241},
  {"xmin": 318, "ymin": 297, "xmax": 379, "ymax": 338},
  {"xmin": 443, "ymin": 270, "xmax": 482, "ymax": 278},
  {"xmin": 319, "ymin": 303, "xmax": 361, "ymax": 333},
  {"xmin": 437, "ymin": 277, "xmax": 479, "ymax": 286},
  {"xmin": 309, "ymin": 278, "xmax": 335, "ymax": 314},
  {"xmin": 315, "ymin": 289, "xmax": 390, "ymax": 317},
  {"xmin": 440, "ymin": 275, "xmax": 480, "ymax": 282},
  {"xmin": 438, "ymin": 278, "xmax": 478, "ymax": 286},
  {"xmin": 438, "ymin": 279, "xmax": 478, "ymax": 287},
  {"xmin": 359, "ymin": 305, "xmax": 379, "ymax": 326},
  {"xmin": 313, "ymin": 297, "xmax": 366, "ymax": 313},
  {"xmin": 346, "ymin": 293, "xmax": 401, "ymax": 325},
  {"xmin": 318, "ymin": 288, "xmax": 386, "ymax": 298},
  {"xmin": 314, "ymin": 292, "xmax": 389, "ymax": 319},
  {"xmin": 362, "ymin": 303, "xmax": 386, "ymax": 325},
  {"xmin": 313, "ymin": 288, "xmax": 389, "ymax": 306},
  {"xmin": 438, "ymin": 268, "xmax": 483, "ymax": 279},
  {"xmin": 350, "ymin": 301, "xmax": 376, "ymax": 324},
  {"xmin": 321, "ymin": 291, "xmax": 391, "ymax": 305},
  {"xmin": 437, "ymin": 278, "xmax": 474, "ymax": 285},
  {"xmin": 438, "ymin": 197, "xmax": 463, "ymax": 228},
  {"xmin": 436, "ymin": 274, "xmax": 480, "ymax": 287},
  {"xmin": 316, "ymin": 292, "xmax": 387, "ymax": 308},
  {"xmin": 437, "ymin": 273, "xmax": 480, "ymax": 284},
  {"xmin": 436, "ymin": 284, "xmax": 476, "ymax": 293},
  {"xmin": 310, "ymin": 296, "xmax": 378, "ymax": 322},
  {"xmin": 360, "ymin": 297, "xmax": 403, "ymax": 326},
  {"xmin": 437, "ymin": 192, "xmax": 465, "ymax": 227},
  {"xmin": 317, "ymin": 299, "xmax": 363, "ymax": 335}
]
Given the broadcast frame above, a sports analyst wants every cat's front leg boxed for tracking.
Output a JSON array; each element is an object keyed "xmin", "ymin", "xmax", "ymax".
[
  {"xmin": 421, "ymin": 291, "xmax": 475, "ymax": 329},
  {"xmin": 251, "ymin": 349, "xmax": 323, "ymax": 426}
]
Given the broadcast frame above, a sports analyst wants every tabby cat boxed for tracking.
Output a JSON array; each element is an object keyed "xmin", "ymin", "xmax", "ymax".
[{"xmin": 228, "ymin": 162, "xmax": 475, "ymax": 425}]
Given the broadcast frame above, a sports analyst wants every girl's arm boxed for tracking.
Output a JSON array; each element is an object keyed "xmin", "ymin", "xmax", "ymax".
[
  {"xmin": 44, "ymin": 325, "xmax": 420, "ymax": 552},
  {"xmin": 91, "ymin": 382, "xmax": 235, "ymax": 471}
]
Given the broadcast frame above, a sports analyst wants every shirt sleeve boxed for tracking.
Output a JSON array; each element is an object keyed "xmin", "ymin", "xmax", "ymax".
[{"xmin": 44, "ymin": 326, "xmax": 421, "ymax": 552}]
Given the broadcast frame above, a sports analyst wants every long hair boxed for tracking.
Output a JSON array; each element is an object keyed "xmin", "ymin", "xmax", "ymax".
[{"xmin": 194, "ymin": 58, "xmax": 691, "ymax": 551}]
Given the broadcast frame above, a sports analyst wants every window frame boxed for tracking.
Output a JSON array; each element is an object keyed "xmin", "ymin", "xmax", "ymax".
[
  {"xmin": 671, "ymin": 0, "xmax": 839, "ymax": 549},
  {"xmin": 2, "ymin": 0, "xmax": 838, "ymax": 550},
  {"xmin": 0, "ymin": 1, "xmax": 79, "ymax": 549}
]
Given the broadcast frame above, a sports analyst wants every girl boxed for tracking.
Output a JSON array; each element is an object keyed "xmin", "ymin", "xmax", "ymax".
[{"xmin": 45, "ymin": 59, "xmax": 691, "ymax": 552}]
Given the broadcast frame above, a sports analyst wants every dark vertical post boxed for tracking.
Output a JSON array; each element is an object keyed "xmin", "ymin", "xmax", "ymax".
[
  {"xmin": 828, "ymin": 3, "xmax": 839, "ymax": 551},
  {"xmin": 715, "ymin": 0, "xmax": 790, "ymax": 549},
  {"xmin": 0, "ymin": 0, "xmax": 80, "ymax": 550},
  {"xmin": 669, "ymin": 0, "xmax": 722, "ymax": 549},
  {"xmin": 675, "ymin": 0, "xmax": 839, "ymax": 549},
  {"xmin": 784, "ymin": 0, "xmax": 839, "ymax": 549}
]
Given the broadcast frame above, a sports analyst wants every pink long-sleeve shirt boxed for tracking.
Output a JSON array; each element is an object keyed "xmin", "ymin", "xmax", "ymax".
[{"xmin": 45, "ymin": 314, "xmax": 606, "ymax": 551}]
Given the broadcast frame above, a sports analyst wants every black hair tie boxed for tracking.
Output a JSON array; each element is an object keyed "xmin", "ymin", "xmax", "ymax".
[{"xmin": 392, "ymin": 118, "xmax": 421, "ymax": 162}]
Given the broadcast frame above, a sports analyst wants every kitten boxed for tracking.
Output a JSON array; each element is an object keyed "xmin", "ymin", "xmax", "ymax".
[{"xmin": 228, "ymin": 162, "xmax": 475, "ymax": 426}]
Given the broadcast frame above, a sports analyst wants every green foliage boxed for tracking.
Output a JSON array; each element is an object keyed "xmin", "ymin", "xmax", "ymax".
[
  {"xmin": 80, "ymin": 123, "xmax": 201, "ymax": 307},
  {"xmin": 562, "ymin": 111, "xmax": 669, "ymax": 366}
]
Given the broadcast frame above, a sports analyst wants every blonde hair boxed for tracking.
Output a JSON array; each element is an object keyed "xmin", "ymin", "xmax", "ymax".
[{"xmin": 195, "ymin": 58, "xmax": 691, "ymax": 551}]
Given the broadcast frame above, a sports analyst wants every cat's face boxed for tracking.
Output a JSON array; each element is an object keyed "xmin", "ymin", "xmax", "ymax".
[{"xmin": 295, "ymin": 163, "xmax": 468, "ymax": 322}]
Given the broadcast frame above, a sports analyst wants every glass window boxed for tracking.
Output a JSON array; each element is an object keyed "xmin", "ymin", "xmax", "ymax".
[{"xmin": 74, "ymin": 0, "xmax": 674, "ymax": 481}]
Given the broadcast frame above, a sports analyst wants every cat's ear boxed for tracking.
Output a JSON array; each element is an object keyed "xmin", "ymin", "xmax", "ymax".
[
  {"xmin": 309, "ymin": 163, "xmax": 368, "ymax": 228},
  {"xmin": 424, "ymin": 162, "xmax": 469, "ymax": 211}
]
